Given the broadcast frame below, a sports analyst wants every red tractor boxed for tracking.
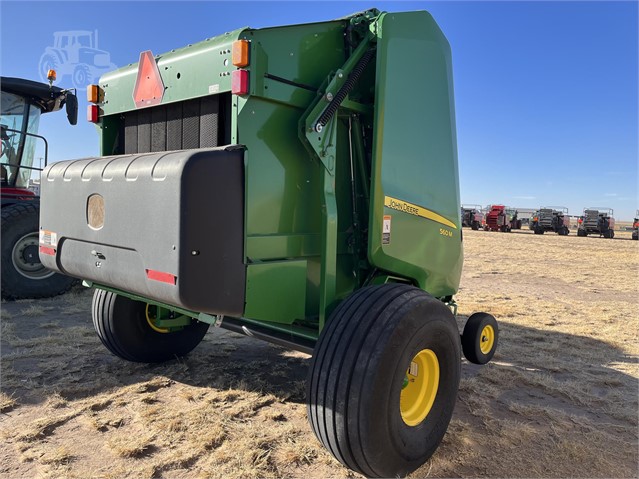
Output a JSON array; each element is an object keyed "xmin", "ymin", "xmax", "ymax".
[
  {"xmin": 632, "ymin": 210, "xmax": 638, "ymax": 240},
  {"xmin": 484, "ymin": 205, "xmax": 519, "ymax": 232},
  {"xmin": 461, "ymin": 204, "xmax": 484, "ymax": 230},
  {"xmin": 1, "ymin": 74, "xmax": 77, "ymax": 299}
]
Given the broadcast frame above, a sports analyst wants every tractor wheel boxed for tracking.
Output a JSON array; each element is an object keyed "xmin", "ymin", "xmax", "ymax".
[
  {"xmin": 562, "ymin": 227, "xmax": 570, "ymax": 235},
  {"xmin": 577, "ymin": 229, "xmax": 587, "ymax": 237},
  {"xmin": 92, "ymin": 289, "xmax": 209, "ymax": 363},
  {"xmin": 307, "ymin": 284, "xmax": 461, "ymax": 478},
  {"xmin": 72, "ymin": 64, "xmax": 93, "ymax": 89},
  {"xmin": 471, "ymin": 221, "xmax": 479, "ymax": 231},
  {"xmin": 632, "ymin": 231, "xmax": 638, "ymax": 240},
  {"xmin": 461, "ymin": 313, "xmax": 498, "ymax": 365},
  {"xmin": 610, "ymin": 230, "xmax": 615, "ymax": 239},
  {"xmin": 1, "ymin": 203, "xmax": 75, "ymax": 300},
  {"xmin": 39, "ymin": 53, "xmax": 59, "ymax": 83},
  {"xmin": 534, "ymin": 228, "xmax": 544, "ymax": 235}
]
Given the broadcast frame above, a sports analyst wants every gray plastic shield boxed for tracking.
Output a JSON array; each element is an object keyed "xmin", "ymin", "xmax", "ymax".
[{"xmin": 39, "ymin": 146, "xmax": 245, "ymax": 316}]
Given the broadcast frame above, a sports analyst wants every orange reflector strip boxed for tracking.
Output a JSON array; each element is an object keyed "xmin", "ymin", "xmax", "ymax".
[
  {"xmin": 87, "ymin": 105, "xmax": 99, "ymax": 123},
  {"xmin": 232, "ymin": 40, "xmax": 249, "ymax": 67},
  {"xmin": 39, "ymin": 246, "xmax": 56, "ymax": 256},
  {"xmin": 146, "ymin": 269, "xmax": 176, "ymax": 285},
  {"xmin": 231, "ymin": 69, "xmax": 249, "ymax": 95},
  {"xmin": 87, "ymin": 84, "xmax": 101, "ymax": 103}
]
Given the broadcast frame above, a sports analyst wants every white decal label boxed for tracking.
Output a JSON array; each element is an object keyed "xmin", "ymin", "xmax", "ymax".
[
  {"xmin": 39, "ymin": 230, "xmax": 58, "ymax": 247},
  {"xmin": 382, "ymin": 215, "xmax": 391, "ymax": 244}
]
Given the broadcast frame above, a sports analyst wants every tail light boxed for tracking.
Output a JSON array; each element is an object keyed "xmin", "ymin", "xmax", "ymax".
[
  {"xmin": 87, "ymin": 105, "xmax": 100, "ymax": 123},
  {"xmin": 232, "ymin": 69, "xmax": 249, "ymax": 95}
]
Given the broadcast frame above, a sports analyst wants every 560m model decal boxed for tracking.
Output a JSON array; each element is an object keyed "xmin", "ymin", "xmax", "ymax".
[{"xmin": 384, "ymin": 196, "xmax": 457, "ymax": 229}]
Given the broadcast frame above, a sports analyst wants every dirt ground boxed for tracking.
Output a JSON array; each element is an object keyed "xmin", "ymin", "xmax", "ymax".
[{"xmin": 1, "ymin": 229, "xmax": 637, "ymax": 478}]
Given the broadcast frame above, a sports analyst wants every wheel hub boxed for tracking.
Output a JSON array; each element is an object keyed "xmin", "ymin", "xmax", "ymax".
[
  {"xmin": 479, "ymin": 325, "xmax": 495, "ymax": 354},
  {"xmin": 400, "ymin": 349, "xmax": 439, "ymax": 426},
  {"xmin": 11, "ymin": 232, "xmax": 55, "ymax": 279}
]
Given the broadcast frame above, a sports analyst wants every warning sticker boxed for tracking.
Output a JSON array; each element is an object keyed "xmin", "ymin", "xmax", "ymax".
[
  {"xmin": 39, "ymin": 230, "xmax": 58, "ymax": 247},
  {"xmin": 409, "ymin": 361, "xmax": 419, "ymax": 377},
  {"xmin": 382, "ymin": 215, "xmax": 391, "ymax": 244}
]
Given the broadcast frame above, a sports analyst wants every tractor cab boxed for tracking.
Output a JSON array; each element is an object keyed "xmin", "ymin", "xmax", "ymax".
[
  {"xmin": 1, "ymin": 74, "xmax": 77, "ymax": 300},
  {"xmin": 1, "ymin": 75, "xmax": 77, "ymax": 201}
]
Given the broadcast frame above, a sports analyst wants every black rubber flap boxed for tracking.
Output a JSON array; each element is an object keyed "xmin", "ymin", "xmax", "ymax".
[{"xmin": 39, "ymin": 147, "xmax": 246, "ymax": 316}]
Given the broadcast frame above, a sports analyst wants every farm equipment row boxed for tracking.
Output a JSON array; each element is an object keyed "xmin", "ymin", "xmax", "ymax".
[{"xmin": 461, "ymin": 204, "xmax": 626, "ymax": 239}]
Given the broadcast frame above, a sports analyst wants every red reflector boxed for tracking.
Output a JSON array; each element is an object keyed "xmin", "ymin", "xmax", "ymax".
[
  {"xmin": 87, "ymin": 105, "xmax": 99, "ymax": 123},
  {"xmin": 231, "ymin": 69, "xmax": 249, "ymax": 95},
  {"xmin": 133, "ymin": 50, "xmax": 165, "ymax": 108},
  {"xmin": 146, "ymin": 269, "xmax": 176, "ymax": 285},
  {"xmin": 39, "ymin": 246, "xmax": 56, "ymax": 256}
]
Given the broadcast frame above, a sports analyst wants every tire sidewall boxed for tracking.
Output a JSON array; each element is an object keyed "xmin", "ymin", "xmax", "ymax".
[
  {"xmin": 105, "ymin": 292, "xmax": 209, "ymax": 362},
  {"xmin": 357, "ymin": 296, "xmax": 461, "ymax": 474},
  {"xmin": 463, "ymin": 313, "xmax": 498, "ymax": 364},
  {"xmin": 1, "ymin": 203, "xmax": 75, "ymax": 299}
]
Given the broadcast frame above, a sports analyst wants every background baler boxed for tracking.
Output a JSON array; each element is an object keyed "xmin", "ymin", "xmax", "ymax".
[
  {"xmin": 632, "ymin": 210, "xmax": 638, "ymax": 240},
  {"xmin": 529, "ymin": 206, "xmax": 570, "ymax": 235},
  {"xmin": 461, "ymin": 204, "xmax": 484, "ymax": 230},
  {"xmin": 577, "ymin": 208, "xmax": 615, "ymax": 238},
  {"xmin": 484, "ymin": 204, "xmax": 520, "ymax": 232},
  {"xmin": 38, "ymin": 9, "xmax": 498, "ymax": 477}
]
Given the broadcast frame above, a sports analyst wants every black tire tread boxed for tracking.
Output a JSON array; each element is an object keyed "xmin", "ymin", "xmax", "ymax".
[
  {"xmin": 462, "ymin": 312, "xmax": 498, "ymax": 364},
  {"xmin": 308, "ymin": 284, "xmax": 457, "ymax": 477},
  {"xmin": 92, "ymin": 289, "xmax": 209, "ymax": 363}
]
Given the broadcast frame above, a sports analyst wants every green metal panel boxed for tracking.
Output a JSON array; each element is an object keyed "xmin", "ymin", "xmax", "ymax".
[
  {"xmin": 244, "ymin": 260, "xmax": 307, "ymax": 324},
  {"xmin": 98, "ymin": 28, "xmax": 244, "ymax": 116},
  {"xmin": 81, "ymin": 9, "xmax": 463, "ymax": 343},
  {"xmin": 368, "ymin": 11, "xmax": 463, "ymax": 297}
]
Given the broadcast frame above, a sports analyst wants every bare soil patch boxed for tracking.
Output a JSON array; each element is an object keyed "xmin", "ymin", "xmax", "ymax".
[{"xmin": 1, "ymin": 230, "xmax": 637, "ymax": 478}]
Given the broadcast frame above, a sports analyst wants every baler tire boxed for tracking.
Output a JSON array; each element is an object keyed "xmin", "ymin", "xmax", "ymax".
[
  {"xmin": 306, "ymin": 283, "xmax": 461, "ymax": 478},
  {"xmin": 462, "ymin": 312, "xmax": 498, "ymax": 365},
  {"xmin": 471, "ymin": 222, "xmax": 479, "ymax": 231},
  {"xmin": 1, "ymin": 202, "xmax": 75, "ymax": 300},
  {"xmin": 610, "ymin": 231, "xmax": 615, "ymax": 239},
  {"xmin": 92, "ymin": 289, "xmax": 209, "ymax": 363},
  {"xmin": 534, "ymin": 228, "xmax": 543, "ymax": 235},
  {"xmin": 577, "ymin": 229, "xmax": 587, "ymax": 237}
]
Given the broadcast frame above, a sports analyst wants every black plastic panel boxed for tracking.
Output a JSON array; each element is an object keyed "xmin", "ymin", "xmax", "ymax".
[{"xmin": 40, "ymin": 147, "xmax": 246, "ymax": 316}]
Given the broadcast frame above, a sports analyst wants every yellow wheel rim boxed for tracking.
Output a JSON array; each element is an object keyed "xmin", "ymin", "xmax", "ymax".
[
  {"xmin": 479, "ymin": 325, "xmax": 495, "ymax": 354},
  {"xmin": 400, "ymin": 349, "xmax": 439, "ymax": 426},
  {"xmin": 145, "ymin": 304, "xmax": 170, "ymax": 334}
]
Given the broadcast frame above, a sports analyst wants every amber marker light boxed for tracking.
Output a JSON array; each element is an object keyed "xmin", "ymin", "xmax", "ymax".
[
  {"xmin": 87, "ymin": 84, "xmax": 102, "ymax": 103},
  {"xmin": 232, "ymin": 40, "xmax": 250, "ymax": 67}
]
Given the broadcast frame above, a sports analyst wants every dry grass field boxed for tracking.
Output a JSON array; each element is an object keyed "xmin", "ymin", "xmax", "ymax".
[{"xmin": 1, "ymin": 229, "xmax": 637, "ymax": 478}]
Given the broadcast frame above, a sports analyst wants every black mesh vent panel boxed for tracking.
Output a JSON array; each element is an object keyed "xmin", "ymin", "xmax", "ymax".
[
  {"xmin": 199, "ymin": 95, "xmax": 219, "ymax": 148},
  {"xmin": 119, "ymin": 94, "xmax": 230, "ymax": 154},
  {"xmin": 182, "ymin": 100, "xmax": 200, "ymax": 150},
  {"xmin": 151, "ymin": 106, "xmax": 167, "ymax": 152}
]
